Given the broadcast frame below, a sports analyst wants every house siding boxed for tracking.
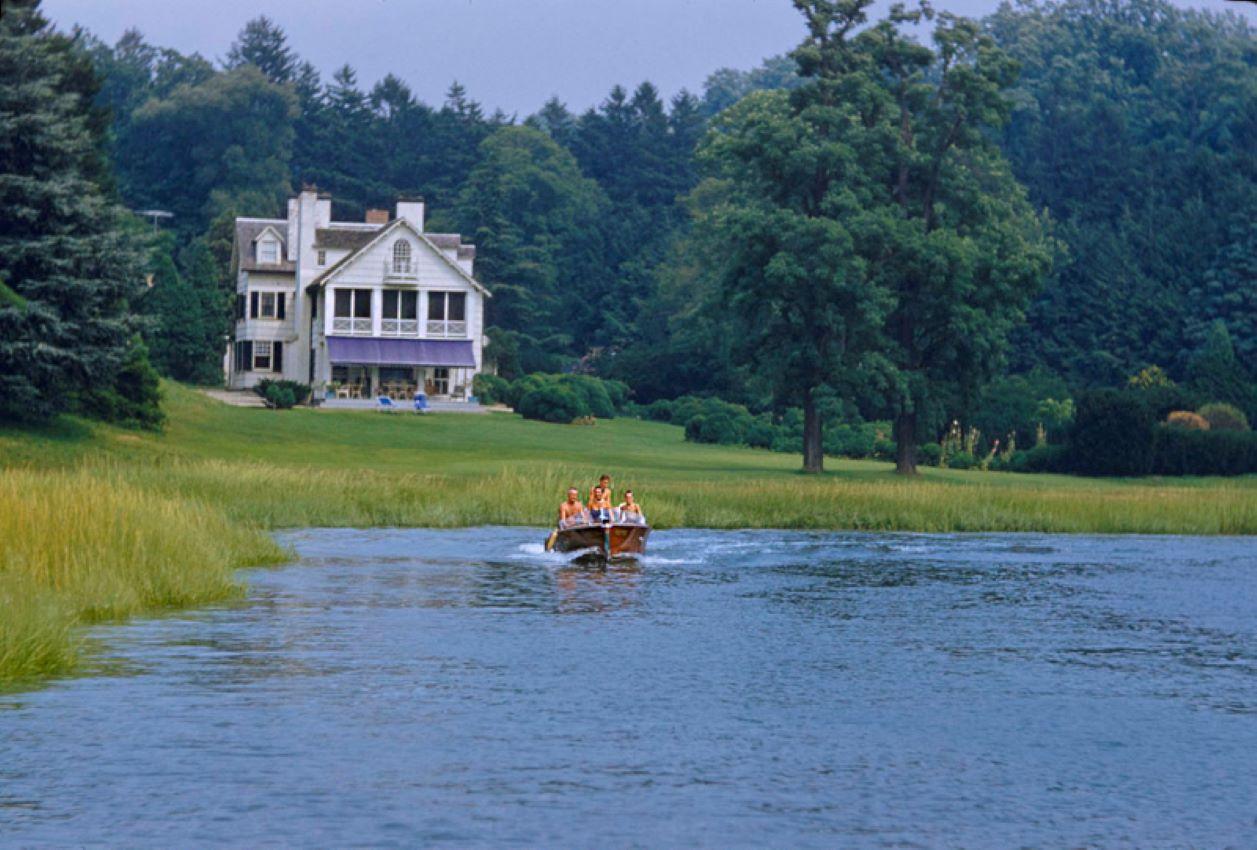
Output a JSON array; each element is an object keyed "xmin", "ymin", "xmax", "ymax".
[{"xmin": 227, "ymin": 190, "xmax": 488, "ymax": 396}]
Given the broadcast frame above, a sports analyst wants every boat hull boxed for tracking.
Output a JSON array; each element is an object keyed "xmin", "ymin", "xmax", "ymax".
[{"xmin": 548, "ymin": 523, "xmax": 650, "ymax": 559}]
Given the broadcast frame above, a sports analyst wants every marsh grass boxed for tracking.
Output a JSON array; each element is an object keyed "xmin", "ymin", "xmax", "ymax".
[
  {"xmin": 0, "ymin": 468, "xmax": 284, "ymax": 685},
  {"xmin": 1, "ymin": 382, "xmax": 1255, "ymax": 685}
]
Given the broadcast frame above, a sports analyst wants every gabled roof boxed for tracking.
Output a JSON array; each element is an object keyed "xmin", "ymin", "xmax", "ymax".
[
  {"xmin": 234, "ymin": 218, "xmax": 295, "ymax": 273},
  {"xmin": 307, "ymin": 218, "xmax": 490, "ymax": 296},
  {"xmin": 253, "ymin": 224, "xmax": 284, "ymax": 244},
  {"xmin": 313, "ymin": 228, "xmax": 378, "ymax": 251}
]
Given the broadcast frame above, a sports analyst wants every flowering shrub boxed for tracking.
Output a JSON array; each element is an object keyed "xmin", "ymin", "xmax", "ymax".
[
  {"xmin": 1165, "ymin": 410, "xmax": 1210, "ymax": 430},
  {"xmin": 1198, "ymin": 402, "xmax": 1250, "ymax": 432}
]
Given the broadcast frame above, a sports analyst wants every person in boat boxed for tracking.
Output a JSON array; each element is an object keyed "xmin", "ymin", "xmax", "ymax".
[
  {"xmin": 617, "ymin": 490, "xmax": 645, "ymax": 524},
  {"xmin": 558, "ymin": 488, "xmax": 586, "ymax": 528},
  {"xmin": 588, "ymin": 484, "xmax": 613, "ymax": 525},
  {"xmin": 589, "ymin": 474, "xmax": 612, "ymax": 507}
]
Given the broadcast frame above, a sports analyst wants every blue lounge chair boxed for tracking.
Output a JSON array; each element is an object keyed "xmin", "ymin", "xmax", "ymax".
[
  {"xmin": 413, "ymin": 392, "xmax": 429, "ymax": 414},
  {"xmin": 376, "ymin": 396, "xmax": 398, "ymax": 413}
]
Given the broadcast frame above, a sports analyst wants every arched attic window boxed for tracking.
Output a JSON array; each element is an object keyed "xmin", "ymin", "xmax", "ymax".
[{"xmin": 392, "ymin": 240, "xmax": 412, "ymax": 273}]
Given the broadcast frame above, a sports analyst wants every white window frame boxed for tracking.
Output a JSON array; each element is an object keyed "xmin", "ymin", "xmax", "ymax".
[
  {"xmin": 253, "ymin": 340, "xmax": 273, "ymax": 371},
  {"xmin": 382, "ymin": 289, "xmax": 419, "ymax": 336},
  {"xmin": 426, "ymin": 291, "xmax": 468, "ymax": 338},
  {"xmin": 332, "ymin": 288, "xmax": 373, "ymax": 335},
  {"xmin": 392, "ymin": 240, "xmax": 412, "ymax": 273},
  {"xmin": 317, "ymin": 249, "xmax": 327, "ymax": 266},
  {"xmin": 258, "ymin": 239, "xmax": 279, "ymax": 264},
  {"xmin": 258, "ymin": 291, "xmax": 278, "ymax": 319}
]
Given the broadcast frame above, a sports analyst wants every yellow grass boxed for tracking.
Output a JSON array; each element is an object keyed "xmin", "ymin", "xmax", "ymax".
[
  {"xmin": 1, "ymin": 382, "xmax": 1254, "ymax": 686},
  {"xmin": 0, "ymin": 468, "xmax": 284, "ymax": 685}
]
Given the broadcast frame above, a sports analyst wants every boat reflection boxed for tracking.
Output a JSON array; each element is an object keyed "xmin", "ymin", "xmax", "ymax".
[{"xmin": 553, "ymin": 559, "xmax": 643, "ymax": 615}]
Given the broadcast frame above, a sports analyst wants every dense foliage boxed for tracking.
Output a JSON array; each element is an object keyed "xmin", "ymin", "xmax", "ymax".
[
  {"xmin": 12, "ymin": 0, "xmax": 1255, "ymax": 471},
  {"xmin": 0, "ymin": 1, "xmax": 160, "ymax": 427},
  {"xmin": 504, "ymin": 373, "xmax": 630, "ymax": 424}
]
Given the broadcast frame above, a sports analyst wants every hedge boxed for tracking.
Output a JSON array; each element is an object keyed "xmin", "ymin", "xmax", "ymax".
[
  {"xmin": 505, "ymin": 373, "xmax": 631, "ymax": 424},
  {"xmin": 1151, "ymin": 426, "xmax": 1257, "ymax": 476},
  {"xmin": 1069, "ymin": 389, "xmax": 1155, "ymax": 476}
]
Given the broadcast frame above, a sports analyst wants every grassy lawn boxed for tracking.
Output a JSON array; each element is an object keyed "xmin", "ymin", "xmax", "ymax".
[{"xmin": 2, "ymin": 382, "xmax": 1255, "ymax": 685}]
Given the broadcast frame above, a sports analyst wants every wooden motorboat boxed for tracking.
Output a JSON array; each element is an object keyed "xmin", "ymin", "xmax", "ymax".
[{"xmin": 545, "ymin": 522, "xmax": 650, "ymax": 559}]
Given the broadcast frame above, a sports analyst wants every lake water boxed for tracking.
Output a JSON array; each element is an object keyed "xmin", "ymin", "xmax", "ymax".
[{"xmin": 2, "ymin": 528, "xmax": 1255, "ymax": 848}]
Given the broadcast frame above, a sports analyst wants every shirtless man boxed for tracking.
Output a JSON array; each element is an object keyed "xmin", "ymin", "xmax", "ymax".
[
  {"xmin": 588, "ymin": 484, "xmax": 613, "ymax": 525},
  {"xmin": 558, "ymin": 488, "xmax": 585, "ymax": 528},
  {"xmin": 617, "ymin": 489, "xmax": 644, "ymax": 523},
  {"xmin": 589, "ymin": 474, "xmax": 613, "ymax": 507}
]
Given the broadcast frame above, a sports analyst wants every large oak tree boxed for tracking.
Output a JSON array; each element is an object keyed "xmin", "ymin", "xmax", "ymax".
[{"xmin": 700, "ymin": 0, "xmax": 1051, "ymax": 473}]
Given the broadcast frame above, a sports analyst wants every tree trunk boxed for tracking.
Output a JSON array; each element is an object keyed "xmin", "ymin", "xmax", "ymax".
[
  {"xmin": 802, "ymin": 386, "xmax": 824, "ymax": 474},
  {"xmin": 894, "ymin": 411, "xmax": 917, "ymax": 476}
]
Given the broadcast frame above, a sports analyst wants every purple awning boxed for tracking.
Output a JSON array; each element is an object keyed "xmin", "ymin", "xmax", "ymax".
[{"xmin": 326, "ymin": 336, "xmax": 476, "ymax": 367}]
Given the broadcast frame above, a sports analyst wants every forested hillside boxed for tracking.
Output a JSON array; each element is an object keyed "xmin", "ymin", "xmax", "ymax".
[{"xmin": 7, "ymin": 0, "xmax": 1255, "ymax": 447}]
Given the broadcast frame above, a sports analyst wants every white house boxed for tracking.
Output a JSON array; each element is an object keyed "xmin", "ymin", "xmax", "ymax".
[{"xmin": 226, "ymin": 188, "xmax": 489, "ymax": 401}]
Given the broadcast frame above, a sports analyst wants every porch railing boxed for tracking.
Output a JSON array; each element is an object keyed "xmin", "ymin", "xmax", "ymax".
[
  {"xmin": 332, "ymin": 317, "xmax": 372, "ymax": 334},
  {"xmin": 381, "ymin": 318, "xmax": 420, "ymax": 336},
  {"xmin": 426, "ymin": 320, "xmax": 467, "ymax": 338}
]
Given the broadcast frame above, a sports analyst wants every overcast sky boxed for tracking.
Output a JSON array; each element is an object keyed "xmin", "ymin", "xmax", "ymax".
[{"xmin": 42, "ymin": 0, "xmax": 1255, "ymax": 116}]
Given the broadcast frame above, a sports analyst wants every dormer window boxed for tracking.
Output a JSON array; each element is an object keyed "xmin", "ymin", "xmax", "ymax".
[
  {"xmin": 258, "ymin": 239, "xmax": 279, "ymax": 264},
  {"xmin": 392, "ymin": 240, "xmax": 412, "ymax": 274}
]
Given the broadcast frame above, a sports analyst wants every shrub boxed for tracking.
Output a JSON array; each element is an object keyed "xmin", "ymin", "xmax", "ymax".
[
  {"xmin": 517, "ymin": 384, "xmax": 586, "ymax": 424},
  {"xmin": 973, "ymin": 370, "xmax": 1070, "ymax": 448},
  {"xmin": 79, "ymin": 336, "xmax": 166, "ymax": 430},
  {"xmin": 745, "ymin": 417, "xmax": 778, "ymax": 449},
  {"xmin": 669, "ymin": 396, "xmax": 709, "ymax": 427},
  {"xmin": 682, "ymin": 397, "xmax": 754, "ymax": 445},
  {"xmin": 254, "ymin": 379, "xmax": 310, "ymax": 408},
  {"xmin": 1004, "ymin": 444, "xmax": 1069, "ymax": 474},
  {"xmin": 557, "ymin": 374, "xmax": 615, "ymax": 419},
  {"xmin": 503, "ymin": 373, "xmax": 626, "ymax": 419},
  {"xmin": 948, "ymin": 450, "xmax": 976, "ymax": 470},
  {"xmin": 1134, "ymin": 384, "xmax": 1200, "ymax": 421},
  {"xmin": 472, "ymin": 373, "xmax": 510, "ymax": 405},
  {"xmin": 1198, "ymin": 402, "xmax": 1250, "ymax": 432},
  {"xmin": 642, "ymin": 399, "xmax": 674, "ymax": 422},
  {"xmin": 825, "ymin": 422, "xmax": 880, "ymax": 458},
  {"xmin": 505, "ymin": 374, "xmax": 550, "ymax": 408},
  {"xmin": 1152, "ymin": 426, "xmax": 1257, "ymax": 476},
  {"xmin": 916, "ymin": 442, "xmax": 942, "ymax": 467},
  {"xmin": 872, "ymin": 437, "xmax": 897, "ymax": 461},
  {"xmin": 602, "ymin": 379, "xmax": 631, "ymax": 412},
  {"xmin": 1069, "ymin": 389, "xmax": 1155, "ymax": 476},
  {"xmin": 1165, "ymin": 410, "xmax": 1210, "ymax": 430}
]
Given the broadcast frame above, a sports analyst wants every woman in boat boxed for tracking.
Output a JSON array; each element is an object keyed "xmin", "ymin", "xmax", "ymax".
[{"xmin": 617, "ymin": 490, "xmax": 645, "ymax": 524}]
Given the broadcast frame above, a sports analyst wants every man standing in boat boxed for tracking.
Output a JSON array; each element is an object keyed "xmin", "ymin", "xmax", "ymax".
[{"xmin": 589, "ymin": 475, "xmax": 612, "ymax": 508}]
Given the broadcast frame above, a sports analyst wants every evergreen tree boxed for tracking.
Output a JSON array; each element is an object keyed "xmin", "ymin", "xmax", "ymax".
[
  {"xmin": 1186, "ymin": 321, "xmax": 1257, "ymax": 419},
  {"xmin": 0, "ymin": 0, "xmax": 152, "ymax": 423},
  {"xmin": 992, "ymin": 0, "xmax": 1257, "ymax": 385},
  {"xmin": 1187, "ymin": 228, "xmax": 1257, "ymax": 374},
  {"xmin": 140, "ymin": 235, "xmax": 223, "ymax": 383},
  {"xmin": 225, "ymin": 16, "xmax": 297, "ymax": 84}
]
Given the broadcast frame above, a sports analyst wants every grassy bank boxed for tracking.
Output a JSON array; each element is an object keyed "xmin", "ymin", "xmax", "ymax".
[
  {"xmin": 0, "ymin": 467, "xmax": 284, "ymax": 683},
  {"xmin": 2, "ymin": 383, "xmax": 1256, "ymax": 684}
]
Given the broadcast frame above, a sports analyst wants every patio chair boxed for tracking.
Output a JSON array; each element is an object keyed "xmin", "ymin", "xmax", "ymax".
[
  {"xmin": 413, "ymin": 392, "xmax": 429, "ymax": 414},
  {"xmin": 376, "ymin": 396, "xmax": 398, "ymax": 413}
]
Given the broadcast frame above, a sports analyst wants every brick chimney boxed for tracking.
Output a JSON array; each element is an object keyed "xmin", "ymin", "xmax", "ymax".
[{"xmin": 365, "ymin": 208, "xmax": 390, "ymax": 225}]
